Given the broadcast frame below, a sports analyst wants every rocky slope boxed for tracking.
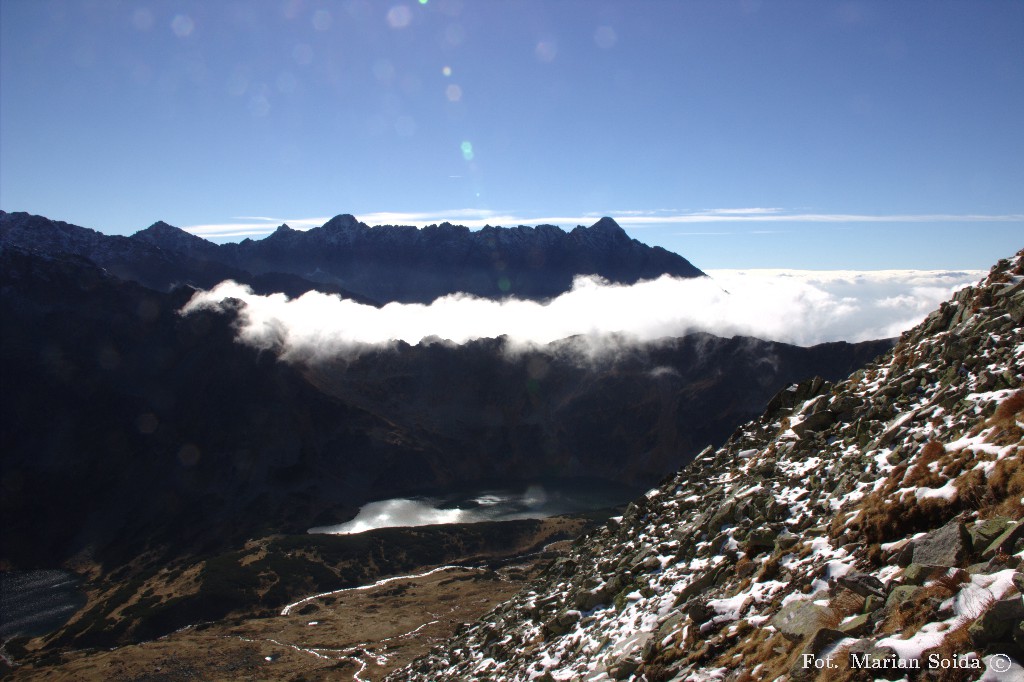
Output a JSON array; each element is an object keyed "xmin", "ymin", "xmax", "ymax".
[
  {"xmin": 0, "ymin": 211, "xmax": 703, "ymax": 303},
  {"xmin": 391, "ymin": 251, "xmax": 1024, "ymax": 681}
]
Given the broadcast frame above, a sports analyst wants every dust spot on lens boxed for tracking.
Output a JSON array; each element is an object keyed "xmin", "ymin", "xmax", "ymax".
[
  {"xmin": 136, "ymin": 413, "xmax": 159, "ymax": 435},
  {"xmin": 178, "ymin": 444, "xmax": 201, "ymax": 466}
]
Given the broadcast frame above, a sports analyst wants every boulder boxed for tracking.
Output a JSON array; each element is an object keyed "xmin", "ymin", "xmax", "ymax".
[
  {"xmin": 745, "ymin": 528, "xmax": 778, "ymax": 552},
  {"xmin": 775, "ymin": 531, "xmax": 800, "ymax": 552},
  {"xmin": 771, "ymin": 600, "xmax": 838, "ymax": 641},
  {"xmin": 982, "ymin": 521, "xmax": 1023, "ymax": 559},
  {"xmin": 837, "ymin": 614, "xmax": 871, "ymax": 637},
  {"xmin": 837, "ymin": 572, "xmax": 887, "ymax": 597},
  {"xmin": 790, "ymin": 628, "xmax": 848, "ymax": 682},
  {"xmin": 544, "ymin": 610, "xmax": 581, "ymax": 637},
  {"xmin": 968, "ymin": 595, "xmax": 1024, "ymax": 646},
  {"xmin": 970, "ymin": 517, "xmax": 1014, "ymax": 549},
  {"xmin": 608, "ymin": 657, "xmax": 641, "ymax": 680},
  {"xmin": 885, "ymin": 585, "xmax": 919, "ymax": 611},
  {"xmin": 901, "ymin": 564, "xmax": 950, "ymax": 585},
  {"xmin": 912, "ymin": 520, "xmax": 972, "ymax": 567}
]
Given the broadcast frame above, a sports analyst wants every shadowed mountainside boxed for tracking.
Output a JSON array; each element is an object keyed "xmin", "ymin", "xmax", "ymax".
[{"xmin": 0, "ymin": 245, "xmax": 889, "ymax": 573}]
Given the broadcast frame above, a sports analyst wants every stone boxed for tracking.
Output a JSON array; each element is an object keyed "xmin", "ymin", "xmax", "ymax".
[
  {"xmin": 745, "ymin": 528, "xmax": 777, "ymax": 552},
  {"xmin": 837, "ymin": 613, "xmax": 871, "ymax": 637},
  {"xmin": 912, "ymin": 519, "xmax": 972, "ymax": 567},
  {"xmin": 790, "ymin": 628, "xmax": 848, "ymax": 682},
  {"xmin": 885, "ymin": 585, "xmax": 919, "ymax": 611},
  {"xmin": 608, "ymin": 657, "xmax": 641, "ymax": 680},
  {"xmin": 982, "ymin": 521, "xmax": 1023, "ymax": 559},
  {"xmin": 902, "ymin": 563, "xmax": 949, "ymax": 585},
  {"xmin": 1013, "ymin": 572, "xmax": 1024, "ymax": 593},
  {"xmin": 971, "ymin": 517, "xmax": 1014, "ymax": 549},
  {"xmin": 544, "ymin": 610, "xmax": 581, "ymax": 637},
  {"xmin": 792, "ymin": 410, "xmax": 837, "ymax": 438},
  {"xmin": 775, "ymin": 531, "xmax": 800, "ymax": 552},
  {"xmin": 863, "ymin": 594, "xmax": 885, "ymax": 614},
  {"xmin": 655, "ymin": 612, "xmax": 685, "ymax": 642},
  {"xmin": 771, "ymin": 600, "xmax": 838, "ymax": 641},
  {"xmin": 968, "ymin": 595, "xmax": 1024, "ymax": 646},
  {"xmin": 837, "ymin": 572, "xmax": 887, "ymax": 597},
  {"xmin": 845, "ymin": 641, "xmax": 900, "ymax": 672}
]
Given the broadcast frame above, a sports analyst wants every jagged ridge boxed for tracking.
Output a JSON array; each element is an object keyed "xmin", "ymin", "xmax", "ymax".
[
  {"xmin": 392, "ymin": 251, "xmax": 1024, "ymax": 681},
  {"xmin": 0, "ymin": 211, "xmax": 704, "ymax": 304}
]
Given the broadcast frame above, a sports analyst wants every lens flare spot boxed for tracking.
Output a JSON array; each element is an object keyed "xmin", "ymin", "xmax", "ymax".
[
  {"xmin": 387, "ymin": 5, "xmax": 412, "ymax": 28},
  {"xmin": 442, "ymin": 65, "xmax": 452, "ymax": 77},
  {"xmin": 460, "ymin": 141, "xmax": 474, "ymax": 160},
  {"xmin": 170, "ymin": 14, "xmax": 194, "ymax": 38},
  {"xmin": 444, "ymin": 23, "xmax": 465, "ymax": 47},
  {"xmin": 312, "ymin": 9, "xmax": 332, "ymax": 31},
  {"xmin": 373, "ymin": 59, "xmax": 396, "ymax": 83},
  {"xmin": 395, "ymin": 115, "xmax": 417, "ymax": 137},
  {"xmin": 535, "ymin": 40, "xmax": 557, "ymax": 63},
  {"xmin": 136, "ymin": 413, "xmax": 159, "ymax": 435},
  {"xmin": 498, "ymin": 276, "xmax": 511, "ymax": 292},
  {"xmin": 594, "ymin": 25, "xmax": 617, "ymax": 49},
  {"xmin": 132, "ymin": 8, "xmax": 155, "ymax": 31},
  {"xmin": 445, "ymin": 84, "xmax": 462, "ymax": 102},
  {"xmin": 292, "ymin": 43, "xmax": 313, "ymax": 65},
  {"xmin": 178, "ymin": 444, "xmax": 201, "ymax": 467}
]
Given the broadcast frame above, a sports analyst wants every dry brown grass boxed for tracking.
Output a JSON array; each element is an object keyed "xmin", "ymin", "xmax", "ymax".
[
  {"xmin": 818, "ymin": 645, "xmax": 884, "ymax": 682},
  {"xmin": 987, "ymin": 456, "xmax": 1024, "ymax": 519},
  {"xmin": 931, "ymin": 569, "xmax": 969, "ymax": 595},
  {"xmin": 730, "ymin": 629, "xmax": 793, "ymax": 681},
  {"xmin": 849, "ymin": 488, "xmax": 957, "ymax": 546},
  {"xmin": 878, "ymin": 574, "xmax": 970, "ymax": 641},
  {"xmin": 990, "ymin": 390, "xmax": 1024, "ymax": 429},
  {"xmin": 902, "ymin": 441, "xmax": 946, "ymax": 488},
  {"xmin": 831, "ymin": 588, "xmax": 866, "ymax": 620}
]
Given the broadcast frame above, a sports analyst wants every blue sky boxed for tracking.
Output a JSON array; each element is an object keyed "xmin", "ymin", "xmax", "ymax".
[{"xmin": 2, "ymin": 0, "xmax": 1022, "ymax": 269}]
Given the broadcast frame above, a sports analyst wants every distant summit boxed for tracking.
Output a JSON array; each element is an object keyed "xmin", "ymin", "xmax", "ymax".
[
  {"xmin": 0, "ymin": 211, "xmax": 705, "ymax": 303},
  {"xmin": 132, "ymin": 220, "xmax": 218, "ymax": 257}
]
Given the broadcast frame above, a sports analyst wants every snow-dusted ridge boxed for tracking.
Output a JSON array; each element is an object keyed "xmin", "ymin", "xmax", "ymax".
[{"xmin": 389, "ymin": 252, "xmax": 1024, "ymax": 681}]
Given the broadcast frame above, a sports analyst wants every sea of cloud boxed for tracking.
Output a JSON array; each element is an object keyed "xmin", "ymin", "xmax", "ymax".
[{"xmin": 181, "ymin": 269, "xmax": 985, "ymax": 360}]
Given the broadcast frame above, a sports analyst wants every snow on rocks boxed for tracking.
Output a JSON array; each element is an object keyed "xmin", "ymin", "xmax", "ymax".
[{"xmin": 390, "ymin": 251, "xmax": 1024, "ymax": 681}]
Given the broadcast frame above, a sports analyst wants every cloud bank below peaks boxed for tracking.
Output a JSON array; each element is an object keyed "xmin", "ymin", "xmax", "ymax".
[{"xmin": 180, "ymin": 269, "xmax": 985, "ymax": 361}]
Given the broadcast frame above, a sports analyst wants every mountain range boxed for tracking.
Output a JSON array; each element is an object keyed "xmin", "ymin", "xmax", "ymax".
[{"xmin": 0, "ymin": 211, "xmax": 703, "ymax": 303}]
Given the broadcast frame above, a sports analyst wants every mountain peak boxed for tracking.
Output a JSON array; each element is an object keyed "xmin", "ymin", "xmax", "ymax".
[
  {"xmin": 131, "ymin": 220, "xmax": 213, "ymax": 252},
  {"xmin": 134, "ymin": 220, "xmax": 188, "ymax": 238},
  {"xmin": 590, "ymin": 216, "xmax": 625, "ymax": 234},
  {"xmin": 321, "ymin": 214, "xmax": 362, "ymax": 231}
]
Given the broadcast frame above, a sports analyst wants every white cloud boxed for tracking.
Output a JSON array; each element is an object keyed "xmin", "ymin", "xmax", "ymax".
[{"xmin": 180, "ymin": 269, "xmax": 985, "ymax": 361}]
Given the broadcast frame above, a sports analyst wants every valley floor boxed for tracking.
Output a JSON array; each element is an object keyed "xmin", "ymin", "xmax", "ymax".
[{"xmin": 2, "ymin": 519, "xmax": 587, "ymax": 681}]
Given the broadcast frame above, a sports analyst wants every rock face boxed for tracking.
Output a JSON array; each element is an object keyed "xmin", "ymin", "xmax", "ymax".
[
  {"xmin": 390, "ymin": 250, "xmax": 1024, "ymax": 680},
  {"xmin": 0, "ymin": 210, "xmax": 704, "ymax": 303}
]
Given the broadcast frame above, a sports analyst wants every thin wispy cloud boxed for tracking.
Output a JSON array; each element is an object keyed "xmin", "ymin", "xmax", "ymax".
[
  {"xmin": 183, "ymin": 208, "xmax": 1024, "ymax": 240},
  {"xmin": 181, "ymin": 269, "xmax": 985, "ymax": 362}
]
